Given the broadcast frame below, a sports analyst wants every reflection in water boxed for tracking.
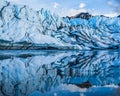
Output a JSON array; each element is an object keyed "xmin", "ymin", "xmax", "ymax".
[{"xmin": 0, "ymin": 50, "xmax": 120, "ymax": 96}]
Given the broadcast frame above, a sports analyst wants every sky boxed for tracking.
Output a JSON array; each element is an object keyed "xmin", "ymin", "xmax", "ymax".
[{"xmin": 8, "ymin": 0, "xmax": 120, "ymax": 17}]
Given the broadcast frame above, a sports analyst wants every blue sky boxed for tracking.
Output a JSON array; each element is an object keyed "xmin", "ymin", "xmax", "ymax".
[{"xmin": 8, "ymin": 0, "xmax": 120, "ymax": 17}]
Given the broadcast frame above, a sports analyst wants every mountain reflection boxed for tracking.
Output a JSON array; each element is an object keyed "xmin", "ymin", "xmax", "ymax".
[{"xmin": 0, "ymin": 50, "xmax": 120, "ymax": 96}]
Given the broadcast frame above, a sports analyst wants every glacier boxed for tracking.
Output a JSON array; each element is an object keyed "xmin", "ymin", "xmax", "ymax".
[
  {"xmin": 0, "ymin": 0, "xmax": 76, "ymax": 49},
  {"xmin": 68, "ymin": 16, "xmax": 120, "ymax": 49},
  {"xmin": 0, "ymin": 0, "xmax": 120, "ymax": 50}
]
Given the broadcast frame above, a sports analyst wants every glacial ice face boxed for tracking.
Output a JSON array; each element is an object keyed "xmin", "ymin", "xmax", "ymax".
[
  {"xmin": 67, "ymin": 16, "xmax": 120, "ymax": 49},
  {"xmin": 0, "ymin": 0, "xmax": 120, "ymax": 50},
  {"xmin": 0, "ymin": 0, "xmax": 74, "ymax": 48}
]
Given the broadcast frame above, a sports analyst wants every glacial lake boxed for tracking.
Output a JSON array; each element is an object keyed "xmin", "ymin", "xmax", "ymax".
[{"xmin": 0, "ymin": 50, "xmax": 120, "ymax": 96}]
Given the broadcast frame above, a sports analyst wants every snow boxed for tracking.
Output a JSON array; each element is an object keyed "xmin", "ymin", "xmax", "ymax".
[{"xmin": 29, "ymin": 34, "xmax": 64, "ymax": 46}]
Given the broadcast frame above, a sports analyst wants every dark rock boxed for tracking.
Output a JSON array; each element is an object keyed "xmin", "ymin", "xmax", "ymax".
[
  {"xmin": 75, "ymin": 81, "xmax": 92, "ymax": 88},
  {"xmin": 72, "ymin": 12, "xmax": 93, "ymax": 20}
]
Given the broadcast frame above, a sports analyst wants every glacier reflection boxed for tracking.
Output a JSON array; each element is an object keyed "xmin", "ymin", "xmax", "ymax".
[{"xmin": 0, "ymin": 50, "xmax": 120, "ymax": 96}]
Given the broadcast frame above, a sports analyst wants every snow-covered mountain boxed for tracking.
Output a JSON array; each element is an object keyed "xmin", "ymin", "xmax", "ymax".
[
  {"xmin": 65, "ymin": 12, "xmax": 93, "ymax": 20},
  {"xmin": 0, "ymin": 0, "xmax": 120, "ymax": 50}
]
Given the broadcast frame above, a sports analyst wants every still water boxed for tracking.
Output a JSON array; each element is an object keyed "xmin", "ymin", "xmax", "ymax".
[{"xmin": 0, "ymin": 50, "xmax": 120, "ymax": 96}]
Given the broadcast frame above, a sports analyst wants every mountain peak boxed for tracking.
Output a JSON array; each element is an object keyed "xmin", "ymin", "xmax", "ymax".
[{"xmin": 71, "ymin": 12, "xmax": 93, "ymax": 20}]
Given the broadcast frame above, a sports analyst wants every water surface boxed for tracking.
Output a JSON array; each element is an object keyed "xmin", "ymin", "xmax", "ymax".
[{"xmin": 0, "ymin": 50, "xmax": 120, "ymax": 96}]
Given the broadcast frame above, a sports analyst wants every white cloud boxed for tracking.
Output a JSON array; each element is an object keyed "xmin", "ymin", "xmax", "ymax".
[
  {"xmin": 7, "ymin": 0, "xmax": 20, "ymax": 3},
  {"xmin": 67, "ymin": 8, "xmax": 87, "ymax": 16},
  {"xmin": 9, "ymin": 0, "xmax": 19, "ymax": 1},
  {"xmin": 91, "ymin": 12, "xmax": 118, "ymax": 17},
  {"xmin": 53, "ymin": 2, "xmax": 59, "ymax": 8},
  {"xmin": 104, "ymin": 13, "xmax": 118, "ymax": 17},
  {"xmin": 7, "ymin": 0, "xmax": 43, "ymax": 10},
  {"xmin": 79, "ymin": 3, "xmax": 86, "ymax": 8},
  {"xmin": 107, "ymin": 0, "xmax": 120, "ymax": 13},
  {"xmin": 108, "ymin": 1, "xmax": 113, "ymax": 6}
]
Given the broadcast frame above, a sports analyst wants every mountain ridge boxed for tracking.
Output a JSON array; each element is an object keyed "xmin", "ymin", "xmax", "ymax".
[{"xmin": 64, "ymin": 12, "xmax": 120, "ymax": 20}]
